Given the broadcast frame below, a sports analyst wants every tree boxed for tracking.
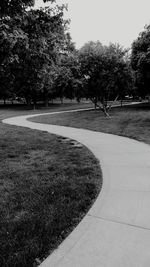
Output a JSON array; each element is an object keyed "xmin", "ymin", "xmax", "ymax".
[
  {"xmin": 0, "ymin": 0, "xmax": 58, "ymax": 18},
  {"xmin": 54, "ymin": 45, "xmax": 84, "ymax": 102},
  {"xmin": 0, "ymin": 3, "xmax": 69, "ymax": 107},
  {"xmin": 79, "ymin": 41, "xmax": 133, "ymax": 116},
  {"xmin": 16, "ymin": 7, "xmax": 67, "ymax": 106},
  {"xmin": 0, "ymin": 0, "xmax": 35, "ymax": 18},
  {"xmin": 131, "ymin": 25, "xmax": 150, "ymax": 98},
  {"xmin": 0, "ymin": 18, "xmax": 29, "ymax": 104}
]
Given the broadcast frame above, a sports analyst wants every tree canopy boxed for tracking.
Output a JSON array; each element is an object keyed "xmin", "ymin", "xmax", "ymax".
[
  {"xmin": 0, "ymin": 0, "xmax": 58, "ymax": 18},
  {"xmin": 79, "ymin": 41, "xmax": 133, "ymax": 116},
  {"xmin": 0, "ymin": 0, "xmax": 35, "ymax": 17},
  {"xmin": 0, "ymin": 1, "xmax": 71, "ymax": 106},
  {"xmin": 0, "ymin": 0, "xmax": 134, "ymax": 112},
  {"xmin": 131, "ymin": 25, "xmax": 150, "ymax": 97}
]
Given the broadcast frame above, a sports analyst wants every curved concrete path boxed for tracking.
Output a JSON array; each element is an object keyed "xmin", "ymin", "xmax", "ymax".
[{"xmin": 3, "ymin": 110, "xmax": 150, "ymax": 267}]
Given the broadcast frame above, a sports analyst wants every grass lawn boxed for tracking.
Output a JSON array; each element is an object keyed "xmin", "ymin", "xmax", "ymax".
[
  {"xmin": 30, "ymin": 102, "xmax": 150, "ymax": 145},
  {"xmin": 0, "ymin": 103, "xmax": 102, "ymax": 267},
  {"xmin": 0, "ymin": 101, "xmax": 93, "ymax": 121}
]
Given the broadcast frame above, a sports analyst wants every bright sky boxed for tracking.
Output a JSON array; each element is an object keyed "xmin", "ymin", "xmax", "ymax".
[{"xmin": 35, "ymin": 0, "xmax": 150, "ymax": 49}]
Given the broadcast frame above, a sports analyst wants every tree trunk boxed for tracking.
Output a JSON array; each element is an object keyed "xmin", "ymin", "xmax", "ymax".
[
  {"xmin": 44, "ymin": 97, "xmax": 49, "ymax": 107},
  {"xmin": 32, "ymin": 98, "xmax": 37, "ymax": 110},
  {"xmin": 60, "ymin": 97, "xmax": 64, "ymax": 104},
  {"xmin": 44, "ymin": 88, "xmax": 49, "ymax": 107},
  {"xmin": 77, "ymin": 97, "xmax": 81, "ymax": 103},
  {"xmin": 107, "ymin": 95, "xmax": 119, "ymax": 113},
  {"xmin": 102, "ymin": 103, "xmax": 110, "ymax": 118},
  {"xmin": 101, "ymin": 98, "xmax": 110, "ymax": 118},
  {"xmin": 3, "ymin": 98, "xmax": 6, "ymax": 105},
  {"xmin": 120, "ymin": 98, "xmax": 123, "ymax": 107},
  {"xmin": 93, "ymin": 98, "xmax": 97, "ymax": 110},
  {"xmin": 103, "ymin": 107, "xmax": 110, "ymax": 118},
  {"xmin": 25, "ymin": 96, "xmax": 31, "ymax": 106}
]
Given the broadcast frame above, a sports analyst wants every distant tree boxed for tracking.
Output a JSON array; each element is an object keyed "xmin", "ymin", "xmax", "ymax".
[
  {"xmin": 131, "ymin": 25, "xmax": 150, "ymax": 98},
  {"xmin": 54, "ymin": 47, "xmax": 83, "ymax": 103},
  {"xmin": 79, "ymin": 41, "xmax": 133, "ymax": 116}
]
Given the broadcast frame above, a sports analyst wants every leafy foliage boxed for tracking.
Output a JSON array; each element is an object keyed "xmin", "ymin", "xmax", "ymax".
[
  {"xmin": 131, "ymin": 25, "xmax": 150, "ymax": 97},
  {"xmin": 0, "ymin": 1, "xmax": 133, "ymax": 111},
  {"xmin": 0, "ymin": 0, "xmax": 35, "ymax": 17},
  {"xmin": 0, "ymin": 0, "xmax": 58, "ymax": 18},
  {"xmin": 0, "ymin": 19, "xmax": 28, "ymax": 102},
  {"xmin": 79, "ymin": 41, "xmax": 133, "ymax": 115},
  {"xmin": 0, "ymin": 3, "xmax": 70, "ymax": 106},
  {"xmin": 54, "ymin": 47, "xmax": 84, "ymax": 102}
]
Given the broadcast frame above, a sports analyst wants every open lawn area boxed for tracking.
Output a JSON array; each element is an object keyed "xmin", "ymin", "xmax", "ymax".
[
  {"xmin": 31, "ymin": 102, "xmax": 150, "ymax": 145},
  {"xmin": 0, "ymin": 103, "xmax": 102, "ymax": 267},
  {"xmin": 1, "ymin": 101, "xmax": 150, "ymax": 267},
  {"xmin": 0, "ymin": 101, "xmax": 93, "ymax": 121}
]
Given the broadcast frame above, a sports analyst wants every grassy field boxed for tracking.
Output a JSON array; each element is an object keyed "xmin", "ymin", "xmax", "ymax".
[
  {"xmin": 1, "ymin": 101, "xmax": 149, "ymax": 267},
  {"xmin": 0, "ymin": 103, "xmax": 102, "ymax": 267},
  {"xmin": 0, "ymin": 101, "xmax": 93, "ymax": 121},
  {"xmin": 31, "ymin": 102, "xmax": 150, "ymax": 145}
]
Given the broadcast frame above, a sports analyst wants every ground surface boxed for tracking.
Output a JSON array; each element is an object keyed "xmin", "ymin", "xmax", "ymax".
[
  {"xmin": 4, "ymin": 108, "xmax": 150, "ymax": 267},
  {"xmin": 0, "ymin": 104, "xmax": 102, "ymax": 267},
  {"xmin": 0, "ymin": 101, "xmax": 93, "ymax": 120},
  {"xmin": 30, "ymin": 102, "xmax": 150, "ymax": 145}
]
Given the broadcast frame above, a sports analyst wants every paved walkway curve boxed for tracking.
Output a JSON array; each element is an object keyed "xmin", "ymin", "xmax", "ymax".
[{"xmin": 3, "ymin": 110, "xmax": 150, "ymax": 267}]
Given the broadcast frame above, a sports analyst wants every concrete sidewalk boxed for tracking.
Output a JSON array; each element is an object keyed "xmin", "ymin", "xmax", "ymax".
[{"xmin": 3, "ymin": 111, "xmax": 150, "ymax": 267}]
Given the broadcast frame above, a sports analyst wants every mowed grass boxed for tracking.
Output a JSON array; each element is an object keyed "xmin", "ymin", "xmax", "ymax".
[
  {"xmin": 0, "ymin": 101, "xmax": 93, "ymax": 121},
  {"xmin": 0, "ymin": 106, "xmax": 102, "ymax": 267},
  {"xmin": 31, "ymin": 102, "xmax": 150, "ymax": 145}
]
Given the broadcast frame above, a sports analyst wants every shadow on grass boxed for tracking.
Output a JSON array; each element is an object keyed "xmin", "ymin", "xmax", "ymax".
[{"xmin": 0, "ymin": 122, "xmax": 102, "ymax": 267}]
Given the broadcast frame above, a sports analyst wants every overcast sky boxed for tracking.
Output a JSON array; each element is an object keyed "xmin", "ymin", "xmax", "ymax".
[{"xmin": 35, "ymin": 0, "xmax": 150, "ymax": 49}]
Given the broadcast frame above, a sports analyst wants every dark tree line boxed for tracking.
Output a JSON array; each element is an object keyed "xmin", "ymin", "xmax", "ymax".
[
  {"xmin": 0, "ymin": 0, "xmax": 149, "ymax": 114},
  {"xmin": 131, "ymin": 25, "xmax": 150, "ymax": 99},
  {"xmin": 0, "ymin": 0, "xmax": 75, "ymax": 107}
]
